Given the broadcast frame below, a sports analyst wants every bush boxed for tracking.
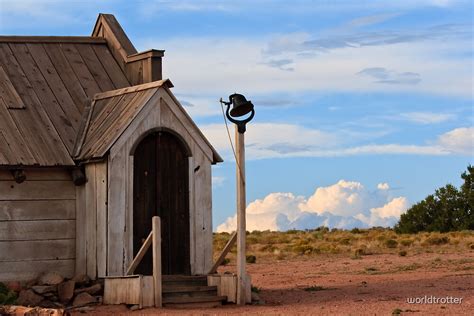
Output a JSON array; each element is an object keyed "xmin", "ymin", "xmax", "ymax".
[
  {"xmin": 423, "ymin": 236, "xmax": 449, "ymax": 245},
  {"xmin": 399, "ymin": 250, "xmax": 407, "ymax": 257},
  {"xmin": 0, "ymin": 282, "xmax": 17, "ymax": 305},
  {"xmin": 395, "ymin": 166, "xmax": 474, "ymax": 233},
  {"xmin": 400, "ymin": 239, "xmax": 414, "ymax": 247},
  {"xmin": 246, "ymin": 255, "xmax": 257, "ymax": 263},
  {"xmin": 385, "ymin": 239, "xmax": 398, "ymax": 248},
  {"xmin": 220, "ymin": 258, "xmax": 230, "ymax": 266}
]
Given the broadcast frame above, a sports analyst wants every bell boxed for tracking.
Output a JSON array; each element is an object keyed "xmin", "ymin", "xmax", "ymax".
[{"xmin": 229, "ymin": 93, "xmax": 254, "ymax": 117}]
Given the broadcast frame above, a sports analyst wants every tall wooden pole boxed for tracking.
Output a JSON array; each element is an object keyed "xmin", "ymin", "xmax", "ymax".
[{"xmin": 236, "ymin": 126, "xmax": 247, "ymax": 305}]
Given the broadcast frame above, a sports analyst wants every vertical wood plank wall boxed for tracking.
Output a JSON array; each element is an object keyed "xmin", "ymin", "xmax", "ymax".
[
  {"xmin": 107, "ymin": 89, "xmax": 214, "ymax": 276},
  {"xmin": 76, "ymin": 161, "xmax": 108, "ymax": 279},
  {"xmin": 0, "ymin": 169, "xmax": 75, "ymax": 281}
]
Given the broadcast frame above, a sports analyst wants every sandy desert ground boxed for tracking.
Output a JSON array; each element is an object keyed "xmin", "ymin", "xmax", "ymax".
[{"xmin": 76, "ymin": 251, "xmax": 473, "ymax": 315}]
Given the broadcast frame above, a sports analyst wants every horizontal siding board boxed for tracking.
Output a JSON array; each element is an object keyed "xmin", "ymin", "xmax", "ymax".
[
  {"xmin": 0, "ymin": 220, "xmax": 75, "ymax": 241},
  {"xmin": 0, "ymin": 200, "xmax": 75, "ymax": 220},
  {"xmin": 0, "ymin": 181, "xmax": 75, "ymax": 200},
  {"xmin": 0, "ymin": 169, "xmax": 71, "ymax": 181},
  {"xmin": 0, "ymin": 239, "xmax": 75, "ymax": 261},
  {"xmin": 0, "ymin": 259, "xmax": 74, "ymax": 282}
]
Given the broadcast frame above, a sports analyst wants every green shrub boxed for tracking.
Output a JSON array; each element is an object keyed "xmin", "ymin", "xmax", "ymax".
[
  {"xmin": 220, "ymin": 258, "xmax": 230, "ymax": 266},
  {"xmin": 399, "ymin": 250, "xmax": 407, "ymax": 257},
  {"xmin": 385, "ymin": 239, "xmax": 398, "ymax": 248},
  {"xmin": 424, "ymin": 236, "xmax": 449, "ymax": 245},
  {"xmin": 400, "ymin": 239, "xmax": 414, "ymax": 247},
  {"xmin": 246, "ymin": 255, "xmax": 257, "ymax": 263},
  {"xmin": 0, "ymin": 282, "xmax": 17, "ymax": 305}
]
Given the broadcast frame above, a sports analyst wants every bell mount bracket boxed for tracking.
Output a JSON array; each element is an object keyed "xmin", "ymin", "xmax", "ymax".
[{"xmin": 220, "ymin": 97, "xmax": 255, "ymax": 134}]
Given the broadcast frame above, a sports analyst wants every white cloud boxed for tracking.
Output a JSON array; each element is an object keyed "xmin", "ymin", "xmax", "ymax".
[
  {"xmin": 148, "ymin": 26, "xmax": 472, "ymax": 99},
  {"xmin": 216, "ymin": 180, "xmax": 410, "ymax": 232},
  {"xmin": 377, "ymin": 183, "xmax": 390, "ymax": 190},
  {"xmin": 437, "ymin": 127, "xmax": 474, "ymax": 155},
  {"xmin": 399, "ymin": 112, "xmax": 456, "ymax": 124},
  {"xmin": 202, "ymin": 123, "xmax": 472, "ymax": 160}
]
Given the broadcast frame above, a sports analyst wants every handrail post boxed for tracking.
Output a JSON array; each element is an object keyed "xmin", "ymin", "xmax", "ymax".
[{"xmin": 152, "ymin": 216, "xmax": 162, "ymax": 307}]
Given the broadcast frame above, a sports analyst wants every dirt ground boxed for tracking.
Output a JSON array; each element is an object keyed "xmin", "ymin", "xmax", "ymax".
[{"xmin": 75, "ymin": 251, "xmax": 473, "ymax": 315}]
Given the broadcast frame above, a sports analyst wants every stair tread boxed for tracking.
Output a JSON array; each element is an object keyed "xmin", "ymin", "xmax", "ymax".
[
  {"xmin": 163, "ymin": 295, "xmax": 227, "ymax": 304},
  {"xmin": 163, "ymin": 285, "xmax": 217, "ymax": 293},
  {"xmin": 162, "ymin": 275, "xmax": 207, "ymax": 281}
]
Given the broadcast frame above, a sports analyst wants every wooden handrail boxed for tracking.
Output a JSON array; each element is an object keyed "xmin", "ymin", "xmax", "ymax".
[
  {"xmin": 126, "ymin": 231, "xmax": 153, "ymax": 275},
  {"xmin": 208, "ymin": 231, "xmax": 237, "ymax": 274},
  {"xmin": 124, "ymin": 216, "xmax": 161, "ymax": 307}
]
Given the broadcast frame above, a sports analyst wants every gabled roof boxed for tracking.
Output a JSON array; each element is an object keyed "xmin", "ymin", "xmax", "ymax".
[
  {"xmin": 0, "ymin": 36, "xmax": 130, "ymax": 166},
  {"xmin": 74, "ymin": 80, "xmax": 223, "ymax": 164},
  {"xmin": 0, "ymin": 14, "xmax": 221, "ymax": 167}
]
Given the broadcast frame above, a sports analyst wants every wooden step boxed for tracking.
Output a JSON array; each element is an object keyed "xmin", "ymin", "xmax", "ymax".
[
  {"xmin": 163, "ymin": 295, "xmax": 227, "ymax": 307},
  {"xmin": 162, "ymin": 275, "xmax": 208, "ymax": 287},
  {"xmin": 163, "ymin": 286, "xmax": 218, "ymax": 298},
  {"xmin": 162, "ymin": 275, "xmax": 207, "ymax": 282},
  {"xmin": 163, "ymin": 285, "xmax": 218, "ymax": 293}
]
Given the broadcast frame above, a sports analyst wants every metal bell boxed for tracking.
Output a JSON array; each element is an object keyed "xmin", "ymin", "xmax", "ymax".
[{"xmin": 229, "ymin": 93, "xmax": 254, "ymax": 117}]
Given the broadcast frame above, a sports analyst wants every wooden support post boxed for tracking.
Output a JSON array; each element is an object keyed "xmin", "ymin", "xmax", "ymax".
[
  {"xmin": 236, "ymin": 127, "xmax": 247, "ymax": 305},
  {"xmin": 152, "ymin": 216, "xmax": 162, "ymax": 307}
]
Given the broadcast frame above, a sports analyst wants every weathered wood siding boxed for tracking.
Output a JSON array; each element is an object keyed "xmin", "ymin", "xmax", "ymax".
[
  {"xmin": 76, "ymin": 161, "xmax": 108, "ymax": 280},
  {"xmin": 107, "ymin": 89, "xmax": 214, "ymax": 276},
  {"xmin": 0, "ymin": 169, "xmax": 75, "ymax": 281}
]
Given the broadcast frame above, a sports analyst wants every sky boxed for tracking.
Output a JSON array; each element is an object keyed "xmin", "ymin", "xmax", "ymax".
[{"xmin": 1, "ymin": 0, "xmax": 472, "ymax": 231}]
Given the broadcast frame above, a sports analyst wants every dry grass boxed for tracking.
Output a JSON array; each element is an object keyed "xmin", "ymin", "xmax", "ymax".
[{"xmin": 213, "ymin": 228, "xmax": 474, "ymax": 264}]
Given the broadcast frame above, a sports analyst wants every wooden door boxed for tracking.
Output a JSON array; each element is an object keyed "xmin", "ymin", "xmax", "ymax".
[{"xmin": 133, "ymin": 131, "xmax": 190, "ymax": 275}]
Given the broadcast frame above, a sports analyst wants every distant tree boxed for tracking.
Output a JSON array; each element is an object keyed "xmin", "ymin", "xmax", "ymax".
[{"xmin": 395, "ymin": 166, "xmax": 474, "ymax": 233}]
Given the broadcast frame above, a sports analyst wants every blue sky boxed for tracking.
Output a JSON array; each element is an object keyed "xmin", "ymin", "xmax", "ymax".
[{"xmin": 1, "ymin": 0, "xmax": 472, "ymax": 231}]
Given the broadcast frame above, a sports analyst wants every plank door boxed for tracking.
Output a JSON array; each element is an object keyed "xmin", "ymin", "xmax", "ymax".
[{"xmin": 133, "ymin": 131, "xmax": 190, "ymax": 275}]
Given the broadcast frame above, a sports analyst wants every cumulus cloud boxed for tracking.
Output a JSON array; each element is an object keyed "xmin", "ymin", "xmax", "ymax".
[{"xmin": 216, "ymin": 180, "xmax": 410, "ymax": 232}]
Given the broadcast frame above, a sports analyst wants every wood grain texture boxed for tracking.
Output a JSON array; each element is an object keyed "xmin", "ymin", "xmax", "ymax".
[
  {"xmin": 0, "ymin": 169, "xmax": 71, "ymax": 181},
  {"xmin": 104, "ymin": 276, "xmax": 141, "ymax": 305},
  {"xmin": 0, "ymin": 43, "xmax": 73, "ymax": 166},
  {"xmin": 85, "ymin": 164, "xmax": 97, "ymax": 279},
  {"xmin": 126, "ymin": 231, "xmax": 152, "ymax": 275},
  {"xmin": 9, "ymin": 43, "xmax": 77, "ymax": 153},
  {"xmin": 26, "ymin": 43, "xmax": 82, "ymax": 125},
  {"xmin": 0, "ymin": 100, "xmax": 36, "ymax": 165},
  {"xmin": 0, "ymin": 239, "xmax": 75, "ymax": 261},
  {"xmin": 92, "ymin": 44, "xmax": 129, "ymax": 89},
  {"xmin": 75, "ymin": 44, "xmax": 115, "ymax": 92},
  {"xmin": 0, "ymin": 36, "xmax": 106, "ymax": 43},
  {"xmin": 0, "ymin": 220, "xmax": 75, "ymax": 241},
  {"xmin": 75, "ymin": 185, "xmax": 86, "ymax": 276},
  {"xmin": 0, "ymin": 65, "xmax": 25, "ymax": 109},
  {"xmin": 107, "ymin": 148, "xmax": 127, "ymax": 276},
  {"xmin": 0, "ymin": 200, "xmax": 75, "ymax": 220},
  {"xmin": 60, "ymin": 43, "xmax": 101, "ymax": 100},
  {"xmin": 0, "ymin": 259, "xmax": 75, "ymax": 282},
  {"xmin": 0, "ymin": 181, "xmax": 75, "ymax": 200},
  {"xmin": 152, "ymin": 216, "xmax": 162, "ymax": 307},
  {"xmin": 95, "ymin": 160, "xmax": 108, "ymax": 278}
]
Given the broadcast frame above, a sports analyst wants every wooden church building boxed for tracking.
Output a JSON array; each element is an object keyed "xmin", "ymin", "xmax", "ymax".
[{"xmin": 0, "ymin": 14, "xmax": 223, "ymax": 286}]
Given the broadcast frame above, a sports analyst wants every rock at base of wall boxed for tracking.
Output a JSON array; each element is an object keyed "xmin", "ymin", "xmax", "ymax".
[
  {"xmin": 38, "ymin": 272, "xmax": 64, "ymax": 286},
  {"xmin": 16, "ymin": 289, "xmax": 43, "ymax": 306}
]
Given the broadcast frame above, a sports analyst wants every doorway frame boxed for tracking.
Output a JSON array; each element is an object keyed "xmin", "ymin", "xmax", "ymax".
[{"xmin": 130, "ymin": 128, "xmax": 192, "ymax": 275}]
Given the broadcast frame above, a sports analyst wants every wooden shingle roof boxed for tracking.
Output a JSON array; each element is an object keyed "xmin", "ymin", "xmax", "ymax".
[
  {"xmin": 0, "ymin": 37, "xmax": 130, "ymax": 166},
  {"xmin": 0, "ymin": 14, "xmax": 222, "ymax": 167}
]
